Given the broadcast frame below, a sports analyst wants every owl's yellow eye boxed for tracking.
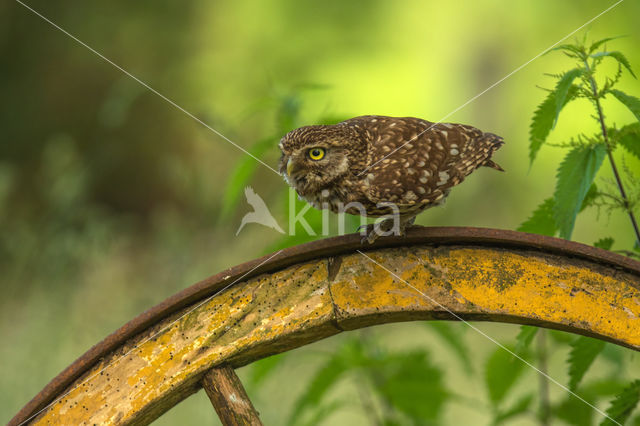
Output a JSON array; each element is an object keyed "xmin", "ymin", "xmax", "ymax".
[{"xmin": 308, "ymin": 147, "xmax": 326, "ymax": 161}]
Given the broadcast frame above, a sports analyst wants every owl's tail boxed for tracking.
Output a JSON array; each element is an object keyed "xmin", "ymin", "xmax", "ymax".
[
  {"xmin": 483, "ymin": 159, "xmax": 505, "ymax": 172},
  {"xmin": 481, "ymin": 133, "xmax": 505, "ymax": 172}
]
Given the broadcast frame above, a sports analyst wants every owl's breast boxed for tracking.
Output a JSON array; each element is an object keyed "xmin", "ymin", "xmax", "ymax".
[{"xmin": 296, "ymin": 177, "xmax": 375, "ymax": 216}]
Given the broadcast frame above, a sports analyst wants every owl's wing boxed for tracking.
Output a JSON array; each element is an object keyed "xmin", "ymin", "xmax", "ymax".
[{"xmin": 358, "ymin": 116, "xmax": 503, "ymax": 207}]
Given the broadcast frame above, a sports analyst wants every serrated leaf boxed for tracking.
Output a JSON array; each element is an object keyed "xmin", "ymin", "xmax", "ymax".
[
  {"xmin": 554, "ymin": 380, "xmax": 624, "ymax": 425},
  {"xmin": 219, "ymin": 136, "xmax": 277, "ymax": 221},
  {"xmin": 529, "ymin": 85, "xmax": 579, "ymax": 164},
  {"xmin": 591, "ymin": 51, "xmax": 636, "ymax": 78},
  {"xmin": 549, "ymin": 329, "xmax": 575, "ymax": 344},
  {"xmin": 594, "ymin": 237, "xmax": 615, "ymax": 250},
  {"xmin": 287, "ymin": 350, "xmax": 349, "ymax": 425},
  {"xmin": 600, "ymin": 380, "xmax": 640, "ymax": 426},
  {"xmin": 518, "ymin": 198, "xmax": 556, "ymax": 236},
  {"xmin": 553, "ymin": 144, "xmax": 607, "ymax": 239},
  {"xmin": 611, "ymin": 123, "xmax": 640, "ymax": 160},
  {"xmin": 554, "ymin": 394, "xmax": 595, "ymax": 426},
  {"xmin": 589, "ymin": 36, "xmax": 624, "ymax": 53},
  {"xmin": 426, "ymin": 322, "xmax": 473, "ymax": 373},
  {"xmin": 485, "ymin": 346, "xmax": 526, "ymax": 405},
  {"xmin": 492, "ymin": 394, "xmax": 534, "ymax": 425},
  {"xmin": 581, "ymin": 184, "xmax": 599, "ymax": 212},
  {"xmin": 373, "ymin": 351, "xmax": 448, "ymax": 424},
  {"xmin": 514, "ymin": 325, "xmax": 538, "ymax": 356},
  {"xmin": 611, "ymin": 90, "xmax": 640, "ymax": 123},
  {"xmin": 568, "ymin": 336, "xmax": 606, "ymax": 390},
  {"xmin": 548, "ymin": 44, "xmax": 584, "ymax": 56},
  {"xmin": 554, "ymin": 69, "xmax": 584, "ymax": 128}
]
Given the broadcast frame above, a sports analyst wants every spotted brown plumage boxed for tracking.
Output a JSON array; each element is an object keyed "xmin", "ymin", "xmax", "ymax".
[{"xmin": 278, "ymin": 115, "xmax": 504, "ymax": 242}]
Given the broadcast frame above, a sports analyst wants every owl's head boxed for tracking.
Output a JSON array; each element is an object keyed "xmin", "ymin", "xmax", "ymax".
[{"xmin": 278, "ymin": 124, "xmax": 366, "ymax": 193}]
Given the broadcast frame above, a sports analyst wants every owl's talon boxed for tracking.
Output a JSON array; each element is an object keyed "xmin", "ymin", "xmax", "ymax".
[{"xmin": 361, "ymin": 229, "xmax": 380, "ymax": 244}]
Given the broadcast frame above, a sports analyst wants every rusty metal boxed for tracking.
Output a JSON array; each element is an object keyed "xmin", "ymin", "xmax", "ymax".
[{"xmin": 10, "ymin": 226, "xmax": 640, "ymax": 425}]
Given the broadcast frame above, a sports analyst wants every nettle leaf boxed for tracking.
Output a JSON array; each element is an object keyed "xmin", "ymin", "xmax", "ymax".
[
  {"xmin": 554, "ymin": 394, "xmax": 595, "ymax": 426},
  {"xmin": 581, "ymin": 184, "xmax": 600, "ymax": 211},
  {"xmin": 426, "ymin": 322, "xmax": 473, "ymax": 373},
  {"xmin": 485, "ymin": 346, "xmax": 526, "ymax": 406},
  {"xmin": 529, "ymin": 85, "xmax": 579, "ymax": 164},
  {"xmin": 611, "ymin": 90, "xmax": 640, "ymax": 123},
  {"xmin": 548, "ymin": 43, "xmax": 584, "ymax": 57},
  {"xmin": 374, "ymin": 351, "xmax": 448, "ymax": 424},
  {"xmin": 600, "ymin": 380, "xmax": 640, "ymax": 426},
  {"xmin": 591, "ymin": 51, "xmax": 636, "ymax": 78},
  {"xmin": 568, "ymin": 336, "xmax": 606, "ymax": 391},
  {"xmin": 514, "ymin": 325, "xmax": 538, "ymax": 357},
  {"xmin": 492, "ymin": 394, "xmax": 534, "ymax": 426},
  {"xmin": 554, "ymin": 69, "xmax": 584, "ymax": 128},
  {"xmin": 589, "ymin": 36, "xmax": 624, "ymax": 53},
  {"xmin": 287, "ymin": 349, "xmax": 349, "ymax": 425},
  {"xmin": 553, "ymin": 144, "xmax": 607, "ymax": 239},
  {"xmin": 611, "ymin": 123, "xmax": 640, "ymax": 160},
  {"xmin": 594, "ymin": 237, "xmax": 615, "ymax": 250},
  {"xmin": 517, "ymin": 198, "xmax": 556, "ymax": 236}
]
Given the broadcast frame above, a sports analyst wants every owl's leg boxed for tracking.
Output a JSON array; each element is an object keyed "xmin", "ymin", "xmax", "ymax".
[{"xmin": 398, "ymin": 214, "xmax": 417, "ymax": 235}]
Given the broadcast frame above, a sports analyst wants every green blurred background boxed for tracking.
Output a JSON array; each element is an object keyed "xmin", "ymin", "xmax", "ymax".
[{"xmin": 2, "ymin": 0, "xmax": 640, "ymax": 424}]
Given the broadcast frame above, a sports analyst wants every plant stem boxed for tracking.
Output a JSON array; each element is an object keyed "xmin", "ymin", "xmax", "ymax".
[
  {"xmin": 355, "ymin": 377, "xmax": 382, "ymax": 426},
  {"xmin": 583, "ymin": 58, "xmax": 640, "ymax": 247},
  {"xmin": 537, "ymin": 330, "xmax": 551, "ymax": 426}
]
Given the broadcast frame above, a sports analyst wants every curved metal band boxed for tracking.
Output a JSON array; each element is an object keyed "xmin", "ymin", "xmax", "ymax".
[{"xmin": 10, "ymin": 227, "xmax": 640, "ymax": 425}]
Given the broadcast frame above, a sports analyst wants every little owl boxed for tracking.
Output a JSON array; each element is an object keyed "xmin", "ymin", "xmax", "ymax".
[{"xmin": 278, "ymin": 115, "xmax": 504, "ymax": 243}]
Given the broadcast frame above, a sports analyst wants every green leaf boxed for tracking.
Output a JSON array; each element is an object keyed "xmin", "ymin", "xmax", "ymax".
[
  {"xmin": 594, "ymin": 237, "xmax": 615, "ymax": 250},
  {"xmin": 554, "ymin": 394, "xmax": 595, "ymax": 426},
  {"xmin": 600, "ymin": 380, "xmax": 640, "ymax": 426},
  {"xmin": 548, "ymin": 43, "xmax": 584, "ymax": 57},
  {"xmin": 589, "ymin": 36, "xmax": 624, "ymax": 53},
  {"xmin": 554, "ymin": 68, "xmax": 584, "ymax": 128},
  {"xmin": 514, "ymin": 325, "xmax": 538, "ymax": 356},
  {"xmin": 301, "ymin": 400, "xmax": 346, "ymax": 426},
  {"xmin": 219, "ymin": 136, "xmax": 277, "ymax": 221},
  {"xmin": 518, "ymin": 198, "xmax": 556, "ymax": 236},
  {"xmin": 373, "ymin": 351, "xmax": 448, "ymax": 424},
  {"xmin": 611, "ymin": 123, "xmax": 640, "ymax": 160},
  {"xmin": 549, "ymin": 329, "xmax": 575, "ymax": 344},
  {"xmin": 287, "ymin": 350, "xmax": 350, "ymax": 425},
  {"xmin": 611, "ymin": 90, "xmax": 640, "ymax": 123},
  {"xmin": 581, "ymin": 184, "xmax": 600, "ymax": 212},
  {"xmin": 553, "ymin": 144, "xmax": 607, "ymax": 239},
  {"xmin": 492, "ymin": 394, "xmax": 534, "ymax": 425},
  {"xmin": 529, "ymin": 85, "xmax": 579, "ymax": 164},
  {"xmin": 249, "ymin": 353, "xmax": 286, "ymax": 386},
  {"xmin": 485, "ymin": 346, "xmax": 526, "ymax": 406},
  {"xmin": 568, "ymin": 336, "xmax": 606, "ymax": 391},
  {"xmin": 591, "ymin": 51, "xmax": 636, "ymax": 78},
  {"xmin": 425, "ymin": 322, "xmax": 473, "ymax": 373}
]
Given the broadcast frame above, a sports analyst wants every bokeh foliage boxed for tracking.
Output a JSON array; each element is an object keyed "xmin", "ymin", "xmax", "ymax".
[{"xmin": 2, "ymin": 1, "xmax": 640, "ymax": 425}]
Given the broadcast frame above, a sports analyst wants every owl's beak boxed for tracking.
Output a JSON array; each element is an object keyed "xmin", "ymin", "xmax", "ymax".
[
  {"xmin": 286, "ymin": 157, "xmax": 303, "ymax": 177},
  {"xmin": 286, "ymin": 158, "xmax": 294, "ymax": 176}
]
